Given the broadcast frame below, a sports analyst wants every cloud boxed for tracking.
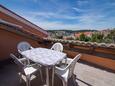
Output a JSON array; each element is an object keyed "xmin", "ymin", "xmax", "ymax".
[
  {"xmin": 72, "ymin": 7, "xmax": 84, "ymax": 12},
  {"xmin": 78, "ymin": 13, "xmax": 105, "ymax": 24},
  {"xmin": 23, "ymin": 15, "xmax": 85, "ymax": 30},
  {"xmin": 18, "ymin": 0, "xmax": 115, "ymax": 30},
  {"xmin": 77, "ymin": 0, "xmax": 89, "ymax": 6},
  {"xmin": 31, "ymin": 19, "xmax": 108, "ymax": 30},
  {"xmin": 22, "ymin": 10, "xmax": 115, "ymax": 30},
  {"xmin": 23, "ymin": 13, "xmax": 111, "ymax": 30},
  {"xmin": 29, "ymin": 11, "xmax": 79, "ymax": 20},
  {"xmin": 26, "ymin": 18, "xmax": 78, "ymax": 30}
]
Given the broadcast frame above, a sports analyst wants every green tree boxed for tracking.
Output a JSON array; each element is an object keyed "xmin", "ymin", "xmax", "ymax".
[
  {"xmin": 104, "ymin": 29, "xmax": 115, "ymax": 43},
  {"xmin": 79, "ymin": 33, "xmax": 86, "ymax": 41},
  {"xmin": 91, "ymin": 33, "xmax": 97, "ymax": 42},
  {"xmin": 91, "ymin": 33, "xmax": 104, "ymax": 43},
  {"xmin": 85, "ymin": 36, "xmax": 91, "ymax": 42},
  {"xmin": 79, "ymin": 33, "xmax": 91, "ymax": 42}
]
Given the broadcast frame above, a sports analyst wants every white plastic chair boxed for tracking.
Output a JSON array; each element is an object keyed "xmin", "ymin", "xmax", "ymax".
[
  {"xmin": 51, "ymin": 42, "xmax": 67, "ymax": 65},
  {"xmin": 10, "ymin": 53, "xmax": 43, "ymax": 86},
  {"xmin": 55, "ymin": 54, "xmax": 81, "ymax": 86},
  {"xmin": 51, "ymin": 42, "xmax": 63, "ymax": 52},
  {"xmin": 17, "ymin": 41, "xmax": 34, "ymax": 64},
  {"xmin": 17, "ymin": 41, "xmax": 34, "ymax": 53}
]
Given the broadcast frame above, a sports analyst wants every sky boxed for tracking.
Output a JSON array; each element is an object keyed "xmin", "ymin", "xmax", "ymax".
[{"xmin": 0, "ymin": 0, "xmax": 115, "ymax": 30}]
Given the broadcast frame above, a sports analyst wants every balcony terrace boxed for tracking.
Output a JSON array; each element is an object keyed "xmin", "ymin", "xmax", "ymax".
[
  {"xmin": 1, "ymin": 59, "xmax": 115, "ymax": 86},
  {"xmin": 0, "ymin": 5, "xmax": 115, "ymax": 86}
]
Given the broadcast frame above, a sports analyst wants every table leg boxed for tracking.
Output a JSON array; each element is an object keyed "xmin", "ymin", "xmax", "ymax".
[
  {"xmin": 52, "ymin": 66, "xmax": 55, "ymax": 86},
  {"xmin": 46, "ymin": 67, "xmax": 50, "ymax": 86}
]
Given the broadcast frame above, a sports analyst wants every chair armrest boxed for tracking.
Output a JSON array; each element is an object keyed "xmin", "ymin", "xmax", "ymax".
[
  {"xmin": 30, "ymin": 47, "xmax": 34, "ymax": 49},
  {"xmin": 61, "ymin": 57, "xmax": 72, "ymax": 64},
  {"xmin": 55, "ymin": 66, "xmax": 65, "ymax": 71},
  {"xmin": 55, "ymin": 57, "xmax": 73, "ymax": 71},
  {"xmin": 19, "ymin": 58, "xmax": 27, "ymax": 62},
  {"xmin": 55, "ymin": 66, "xmax": 69, "ymax": 75}
]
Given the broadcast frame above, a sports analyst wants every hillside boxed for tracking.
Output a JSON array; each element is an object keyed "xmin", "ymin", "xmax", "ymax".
[{"xmin": 47, "ymin": 30, "xmax": 97, "ymax": 37}]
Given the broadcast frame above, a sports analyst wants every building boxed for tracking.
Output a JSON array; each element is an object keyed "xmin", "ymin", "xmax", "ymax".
[
  {"xmin": 99, "ymin": 29, "xmax": 111, "ymax": 37},
  {"xmin": 74, "ymin": 32, "xmax": 93, "ymax": 38}
]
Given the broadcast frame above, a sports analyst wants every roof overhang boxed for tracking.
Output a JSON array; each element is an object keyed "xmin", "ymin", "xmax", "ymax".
[
  {"xmin": 0, "ymin": 5, "xmax": 48, "ymax": 36},
  {"xmin": 0, "ymin": 19, "xmax": 42, "ymax": 41}
]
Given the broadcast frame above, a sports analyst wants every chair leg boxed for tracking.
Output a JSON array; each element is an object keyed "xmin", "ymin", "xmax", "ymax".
[
  {"xmin": 72, "ymin": 74, "xmax": 76, "ymax": 86},
  {"xmin": 39, "ymin": 68, "xmax": 44, "ymax": 83},
  {"xmin": 27, "ymin": 59, "xmax": 30, "ymax": 65},
  {"xmin": 64, "ymin": 58, "xmax": 67, "ymax": 65},
  {"xmin": 52, "ymin": 66, "xmax": 55, "ymax": 86},
  {"xmin": 26, "ymin": 75, "xmax": 31, "ymax": 86},
  {"xmin": 19, "ymin": 73, "xmax": 23, "ymax": 83},
  {"xmin": 62, "ymin": 80, "xmax": 67, "ymax": 86},
  {"xmin": 46, "ymin": 67, "xmax": 50, "ymax": 86}
]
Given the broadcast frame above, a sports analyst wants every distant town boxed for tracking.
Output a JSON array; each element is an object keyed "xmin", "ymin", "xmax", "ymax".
[{"xmin": 47, "ymin": 28, "xmax": 115, "ymax": 43}]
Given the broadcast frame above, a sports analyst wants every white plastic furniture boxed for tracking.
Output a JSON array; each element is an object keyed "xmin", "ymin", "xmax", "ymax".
[
  {"xmin": 51, "ymin": 42, "xmax": 63, "ymax": 52},
  {"xmin": 10, "ymin": 53, "xmax": 42, "ymax": 86},
  {"xmin": 17, "ymin": 41, "xmax": 34, "ymax": 53},
  {"xmin": 17, "ymin": 42, "xmax": 43, "ymax": 83},
  {"xmin": 21, "ymin": 48, "xmax": 67, "ymax": 86},
  {"xmin": 17, "ymin": 41, "xmax": 34, "ymax": 64},
  {"xmin": 55, "ymin": 54, "xmax": 81, "ymax": 86},
  {"xmin": 51, "ymin": 42, "xmax": 68, "ymax": 65}
]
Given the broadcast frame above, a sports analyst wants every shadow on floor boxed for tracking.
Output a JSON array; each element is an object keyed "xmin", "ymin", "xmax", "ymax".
[
  {"xmin": 0, "ymin": 63, "xmax": 20, "ymax": 86},
  {"xmin": 76, "ymin": 78, "xmax": 92, "ymax": 86},
  {"xmin": 0, "ymin": 63, "xmax": 79, "ymax": 86}
]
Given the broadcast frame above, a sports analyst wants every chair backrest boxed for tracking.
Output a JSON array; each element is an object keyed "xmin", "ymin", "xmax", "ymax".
[
  {"xmin": 10, "ymin": 53, "xmax": 25, "ymax": 73},
  {"xmin": 17, "ymin": 41, "xmax": 33, "ymax": 53},
  {"xmin": 51, "ymin": 42, "xmax": 63, "ymax": 52},
  {"xmin": 67, "ymin": 54, "xmax": 81, "ymax": 78}
]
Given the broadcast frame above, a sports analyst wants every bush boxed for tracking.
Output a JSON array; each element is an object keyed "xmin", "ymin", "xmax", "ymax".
[
  {"xmin": 79, "ymin": 33, "xmax": 91, "ymax": 42},
  {"xmin": 91, "ymin": 33, "xmax": 104, "ymax": 43}
]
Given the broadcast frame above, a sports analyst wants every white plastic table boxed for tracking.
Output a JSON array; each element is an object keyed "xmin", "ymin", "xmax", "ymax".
[{"xmin": 21, "ymin": 48, "xmax": 66, "ymax": 86}]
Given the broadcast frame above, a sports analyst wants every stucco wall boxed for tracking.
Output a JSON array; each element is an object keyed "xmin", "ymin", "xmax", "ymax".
[
  {"xmin": 64, "ymin": 50, "xmax": 115, "ymax": 71},
  {"xmin": 0, "ymin": 29, "xmax": 40, "ymax": 61},
  {"xmin": 43, "ymin": 41, "xmax": 115, "ymax": 72}
]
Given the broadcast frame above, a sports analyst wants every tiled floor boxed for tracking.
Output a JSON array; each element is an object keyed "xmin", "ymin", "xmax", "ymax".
[
  {"xmin": 0, "ymin": 62, "xmax": 115, "ymax": 86},
  {"xmin": 75, "ymin": 62, "xmax": 115, "ymax": 86}
]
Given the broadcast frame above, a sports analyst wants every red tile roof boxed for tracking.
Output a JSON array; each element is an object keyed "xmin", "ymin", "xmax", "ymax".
[
  {"xmin": 0, "ymin": 5, "xmax": 48, "ymax": 38},
  {"xmin": 74, "ymin": 32, "xmax": 93, "ymax": 37},
  {"xmin": 44, "ymin": 38, "xmax": 115, "ymax": 49}
]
